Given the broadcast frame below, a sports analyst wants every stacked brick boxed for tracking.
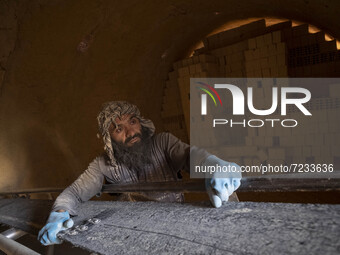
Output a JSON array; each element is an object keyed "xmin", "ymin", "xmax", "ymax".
[
  {"xmin": 161, "ymin": 68, "xmax": 187, "ymax": 142},
  {"xmin": 244, "ymin": 32, "xmax": 288, "ymax": 78},
  {"xmin": 162, "ymin": 54, "xmax": 220, "ymax": 137},
  {"xmin": 161, "ymin": 19, "xmax": 340, "ymax": 169},
  {"xmin": 243, "ymin": 93, "xmax": 340, "ymax": 168},
  {"xmin": 208, "ymin": 145, "xmax": 259, "ymax": 167},
  {"xmin": 201, "ymin": 19, "xmax": 269, "ymax": 52},
  {"xmin": 282, "ymin": 25, "xmax": 340, "ymax": 77},
  {"xmin": 210, "ymin": 41, "xmax": 248, "ymax": 77},
  {"xmin": 161, "ymin": 54, "xmax": 220, "ymax": 142}
]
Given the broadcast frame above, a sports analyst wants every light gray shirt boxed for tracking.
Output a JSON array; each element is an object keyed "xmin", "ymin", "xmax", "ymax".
[{"xmin": 52, "ymin": 132, "xmax": 210, "ymax": 215}]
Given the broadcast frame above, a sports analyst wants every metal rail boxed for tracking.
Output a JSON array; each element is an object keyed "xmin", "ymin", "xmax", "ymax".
[
  {"xmin": 102, "ymin": 177, "xmax": 340, "ymax": 193},
  {"xmin": 1, "ymin": 228, "xmax": 26, "ymax": 240},
  {"xmin": 1, "ymin": 174, "xmax": 340, "ymax": 196},
  {"xmin": 0, "ymin": 188, "xmax": 64, "ymax": 196},
  {"xmin": 0, "ymin": 234, "xmax": 40, "ymax": 255}
]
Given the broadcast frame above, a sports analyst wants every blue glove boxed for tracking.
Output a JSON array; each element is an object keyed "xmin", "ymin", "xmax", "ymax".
[
  {"xmin": 38, "ymin": 211, "xmax": 74, "ymax": 245},
  {"xmin": 203, "ymin": 155, "xmax": 242, "ymax": 208}
]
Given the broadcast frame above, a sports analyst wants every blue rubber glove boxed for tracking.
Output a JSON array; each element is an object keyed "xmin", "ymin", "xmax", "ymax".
[
  {"xmin": 203, "ymin": 155, "xmax": 242, "ymax": 208},
  {"xmin": 38, "ymin": 211, "xmax": 74, "ymax": 245}
]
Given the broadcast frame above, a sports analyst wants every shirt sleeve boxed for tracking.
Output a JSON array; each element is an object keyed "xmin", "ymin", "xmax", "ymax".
[
  {"xmin": 52, "ymin": 156, "xmax": 105, "ymax": 215},
  {"xmin": 158, "ymin": 132, "xmax": 211, "ymax": 173}
]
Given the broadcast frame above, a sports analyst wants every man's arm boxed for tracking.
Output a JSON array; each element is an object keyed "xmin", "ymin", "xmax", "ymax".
[
  {"xmin": 52, "ymin": 156, "xmax": 105, "ymax": 215},
  {"xmin": 38, "ymin": 156, "xmax": 105, "ymax": 245},
  {"xmin": 158, "ymin": 132, "xmax": 241, "ymax": 208},
  {"xmin": 158, "ymin": 132, "xmax": 211, "ymax": 173}
]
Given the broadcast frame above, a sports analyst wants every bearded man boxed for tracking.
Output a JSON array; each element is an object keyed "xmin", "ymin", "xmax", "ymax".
[{"xmin": 38, "ymin": 101, "xmax": 241, "ymax": 245}]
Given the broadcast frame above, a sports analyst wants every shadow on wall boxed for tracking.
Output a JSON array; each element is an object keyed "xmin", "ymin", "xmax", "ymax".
[{"xmin": 21, "ymin": 123, "xmax": 81, "ymax": 190}]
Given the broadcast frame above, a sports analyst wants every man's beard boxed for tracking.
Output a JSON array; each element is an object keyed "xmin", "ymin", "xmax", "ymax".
[{"xmin": 112, "ymin": 127, "xmax": 153, "ymax": 172}]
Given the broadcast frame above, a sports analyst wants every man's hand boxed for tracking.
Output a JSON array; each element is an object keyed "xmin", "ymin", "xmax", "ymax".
[
  {"xmin": 203, "ymin": 155, "xmax": 242, "ymax": 208},
  {"xmin": 38, "ymin": 211, "xmax": 74, "ymax": 245}
]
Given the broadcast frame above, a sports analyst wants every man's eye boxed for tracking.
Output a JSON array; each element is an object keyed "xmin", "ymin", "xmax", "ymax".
[
  {"xmin": 116, "ymin": 128, "xmax": 122, "ymax": 133},
  {"xmin": 131, "ymin": 119, "xmax": 136, "ymax": 124}
]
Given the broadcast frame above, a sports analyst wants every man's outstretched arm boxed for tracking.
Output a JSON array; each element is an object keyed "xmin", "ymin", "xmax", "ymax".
[
  {"xmin": 203, "ymin": 155, "xmax": 242, "ymax": 208},
  {"xmin": 38, "ymin": 156, "xmax": 105, "ymax": 245},
  {"xmin": 160, "ymin": 132, "xmax": 242, "ymax": 207}
]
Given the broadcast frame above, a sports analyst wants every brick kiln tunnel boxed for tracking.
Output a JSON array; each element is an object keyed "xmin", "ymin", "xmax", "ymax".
[{"xmin": 0, "ymin": 1, "xmax": 340, "ymax": 254}]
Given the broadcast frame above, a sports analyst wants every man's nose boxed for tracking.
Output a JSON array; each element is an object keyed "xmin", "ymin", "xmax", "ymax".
[{"xmin": 125, "ymin": 127, "xmax": 135, "ymax": 138}]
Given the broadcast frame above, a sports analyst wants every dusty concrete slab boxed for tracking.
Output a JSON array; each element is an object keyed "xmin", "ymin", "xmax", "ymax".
[{"xmin": 0, "ymin": 199, "xmax": 339, "ymax": 254}]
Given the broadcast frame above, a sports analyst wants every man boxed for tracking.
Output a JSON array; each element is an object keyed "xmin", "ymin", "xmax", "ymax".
[{"xmin": 38, "ymin": 101, "xmax": 241, "ymax": 245}]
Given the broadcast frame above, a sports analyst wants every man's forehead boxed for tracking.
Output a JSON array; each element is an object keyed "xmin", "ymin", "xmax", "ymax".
[
  {"xmin": 115, "ymin": 114, "xmax": 133, "ymax": 123},
  {"xmin": 109, "ymin": 114, "xmax": 136, "ymax": 130}
]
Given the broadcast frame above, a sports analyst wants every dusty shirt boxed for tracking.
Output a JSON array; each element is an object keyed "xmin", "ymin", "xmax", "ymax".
[{"xmin": 52, "ymin": 132, "xmax": 210, "ymax": 215}]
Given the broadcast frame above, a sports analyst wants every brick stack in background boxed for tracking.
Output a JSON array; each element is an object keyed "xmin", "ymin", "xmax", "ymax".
[
  {"xmin": 208, "ymin": 145, "xmax": 258, "ymax": 167},
  {"xmin": 244, "ymin": 31, "xmax": 288, "ymax": 78},
  {"xmin": 201, "ymin": 19, "xmax": 266, "ymax": 52},
  {"xmin": 282, "ymin": 24, "xmax": 340, "ymax": 77},
  {"xmin": 324, "ymin": 86, "xmax": 340, "ymax": 167},
  {"xmin": 242, "ymin": 88, "xmax": 340, "ymax": 170},
  {"xmin": 161, "ymin": 19, "xmax": 340, "ymax": 170},
  {"xmin": 163, "ymin": 20, "xmax": 295, "ymax": 138},
  {"xmin": 161, "ymin": 66, "xmax": 188, "ymax": 142},
  {"xmin": 176, "ymin": 54, "xmax": 220, "ymax": 134},
  {"xmin": 210, "ymin": 41, "xmax": 248, "ymax": 77}
]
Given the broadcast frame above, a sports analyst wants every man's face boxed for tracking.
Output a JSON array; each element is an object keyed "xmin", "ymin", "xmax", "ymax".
[{"xmin": 109, "ymin": 114, "xmax": 142, "ymax": 147}]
